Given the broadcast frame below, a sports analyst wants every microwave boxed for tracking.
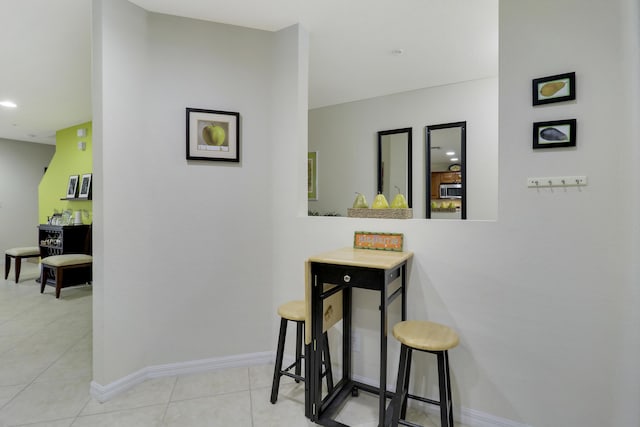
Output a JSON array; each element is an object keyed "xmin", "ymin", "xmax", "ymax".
[{"xmin": 439, "ymin": 183, "xmax": 462, "ymax": 199}]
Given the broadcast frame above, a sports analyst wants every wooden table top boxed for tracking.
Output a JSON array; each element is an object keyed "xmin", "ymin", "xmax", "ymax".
[{"xmin": 307, "ymin": 247, "xmax": 413, "ymax": 270}]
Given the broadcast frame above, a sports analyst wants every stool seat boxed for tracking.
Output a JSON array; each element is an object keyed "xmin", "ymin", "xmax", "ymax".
[
  {"xmin": 5, "ymin": 246, "xmax": 41, "ymax": 283},
  {"xmin": 277, "ymin": 300, "xmax": 306, "ymax": 322},
  {"xmin": 41, "ymin": 254, "xmax": 93, "ymax": 267},
  {"xmin": 6, "ymin": 247, "xmax": 40, "ymax": 257},
  {"xmin": 393, "ymin": 320, "xmax": 459, "ymax": 352}
]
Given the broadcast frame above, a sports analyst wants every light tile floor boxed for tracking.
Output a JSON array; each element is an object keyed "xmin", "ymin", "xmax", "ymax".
[{"xmin": 0, "ymin": 262, "xmax": 466, "ymax": 427}]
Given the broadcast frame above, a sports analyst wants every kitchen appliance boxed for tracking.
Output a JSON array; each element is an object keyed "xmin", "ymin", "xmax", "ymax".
[
  {"xmin": 439, "ymin": 183, "xmax": 462, "ymax": 199},
  {"xmin": 73, "ymin": 211, "xmax": 83, "ymax": 225}
]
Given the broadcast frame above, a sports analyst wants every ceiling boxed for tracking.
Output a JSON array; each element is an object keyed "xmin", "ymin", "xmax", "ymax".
[{"xmin": 0, "ymin": 0, "xmax": 498, "ymax": 145}]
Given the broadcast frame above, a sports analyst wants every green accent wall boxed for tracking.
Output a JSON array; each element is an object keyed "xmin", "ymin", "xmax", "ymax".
[{"xmin": 38, "ymin": 122, "xmax": 93, "ymax": 224}]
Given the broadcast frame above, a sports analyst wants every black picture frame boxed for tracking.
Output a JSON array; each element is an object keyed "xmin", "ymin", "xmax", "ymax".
[
  {"xmin": 533, "ymin": 119, "xmax": 577, "ymax": 149},
  {"xmin": 66, "ymin": 175, "xmax": 79, "ymax": 198},
  {"xmin": 186, "ymin": 108, "xmax": 240, "ymax": 162},
  {"xmin": 532, "ymin": 72, "xmax": 576, "ymax": 105},
  {"xmin": 78, "ymin": 173, "xmax": 92, "ymax": 199}
]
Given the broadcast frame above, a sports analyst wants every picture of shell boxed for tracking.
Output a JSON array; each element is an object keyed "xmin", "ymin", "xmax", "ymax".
[
  {"xmin": 533, "ymin": 119, "xmax": 576, "ymax": 149},
  {"xmin": 532, "ymin": 72, "xmax": 575, "ymax": 105},
  {"xmin": 540, "ymin": 81, "xmax": 566, "ymax": 97},
  {"xmin": 540, "ymin": 127, "xmax": 568, "ymax": 141}
]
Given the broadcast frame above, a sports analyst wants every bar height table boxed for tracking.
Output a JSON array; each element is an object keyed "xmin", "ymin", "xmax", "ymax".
[{"xmin": 305, "ymin": 247, "xmax": 413, "ymax": 426}]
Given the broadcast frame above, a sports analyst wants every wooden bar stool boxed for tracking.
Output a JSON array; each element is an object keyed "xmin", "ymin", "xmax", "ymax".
[
  {"xmin": 389, "ymin": 320, "xmax": 459, "ymax": 427},
  {"xmin": 270, "ymin": 300, "xmax": 333, "ymax": 404},
  {"xmin": 4, "ymin": 247, "xmax": 40, "ymax": 283}
]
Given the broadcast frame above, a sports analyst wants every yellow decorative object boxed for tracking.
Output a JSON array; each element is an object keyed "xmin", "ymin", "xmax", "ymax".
[
  {"xmin": 372, "ymin": 193, "xmax": 389, "ymax": 209},
  {"xmin": 390, "ymin": 192, "xmax": 408, "ymax": 209},
  {"xmin": 540, "ymin": 81, "xmax": 566, "ymax": 97},
  {"xmin": 352, "ymin": 192, "xmax": 369, "ymax": 208}
]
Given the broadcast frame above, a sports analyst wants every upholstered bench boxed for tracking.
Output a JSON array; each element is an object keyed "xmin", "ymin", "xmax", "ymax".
[
  {"xmin": 40, "ymin": 254, "xmax": 93, "ymax": 298},
  {"xmin": 5, "ymin": 246, "xmax": 41, "ymax": 283}
]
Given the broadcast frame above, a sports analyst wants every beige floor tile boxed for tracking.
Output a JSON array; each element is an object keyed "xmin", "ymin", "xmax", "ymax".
[
  {"xmin": 0, "ymin": 353, "xmax": 56, "ymax": 386},
  {"xmin": 332, "ymin": 390, "xmax": 387, "ymax": 426},
  {"xmin": 250, "ymin": 385, "xmax": 314, "ymax": 427},
  {"xmin": 249, "ymin": 363, "xmax": 274, "ymax": 389},
  {"xmin": 0, "ymin": 377, "xmax": 90, "ymax": 425},
  {"xmin": 72, "ymin": 404, "xmax": 166, "ymax": 427},
  {"xmin": 12, "ymin": 418, "xmax": 75, "ymax": 427},
  {"xmin": 170, "ymin": 367, "xmax": 249, "ymax": 401},
  {"xmin": 163, "ymin": 391, "xmax": 252, "ymax": 427},
  {"xmin": 35, "ymin": 353, "xmax": 93, "ymax": 383},
  {"xmin": 80, "ymin": 376, "xmax": 176, "ymax": 416},
  {"xmin": 0, "ymin": 383, "xmax": 26, "ymax": 408}
]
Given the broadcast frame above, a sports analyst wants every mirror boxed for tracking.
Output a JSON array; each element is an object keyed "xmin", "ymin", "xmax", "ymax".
[
  {"xmin": 426, "ymin": 122, "xmax": 466, "ymax": 219},
  {"xmin": 377, "ymin": 128, "xmax": 412, "ymax": 208}
]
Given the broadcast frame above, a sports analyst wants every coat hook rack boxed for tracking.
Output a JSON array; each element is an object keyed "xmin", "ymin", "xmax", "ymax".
[{"xmin": 527, "ymin": 176, "xmax": 588, "ymax": 188}]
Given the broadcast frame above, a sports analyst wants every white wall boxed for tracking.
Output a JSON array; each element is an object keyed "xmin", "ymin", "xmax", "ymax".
[
  {"xmin": 0, "ymin": 139, "xmax": 54, "ymax": 257},
  {"xmin": 308, "ymin": 78, "xmax": 499, "ymax": 220},
  {"xmin": 91, "ymin": 0, "xmax": 640, "ymax": 425},
  {"xmin": 276, "ymin": 1, "xmax": 639, "ymax": 426},
  {"xmin": 92, "ymin": 0, "xmax": 304, "ymax": 385}
]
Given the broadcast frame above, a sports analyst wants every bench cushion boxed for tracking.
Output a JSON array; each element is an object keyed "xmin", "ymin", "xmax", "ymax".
[
  {"xmin": 41, "ymin": 254, "xmax": 93, "ymax": 267},
  {"xmin": 6, "ymin": 247, "xmax": 40, "ymax": 257}
]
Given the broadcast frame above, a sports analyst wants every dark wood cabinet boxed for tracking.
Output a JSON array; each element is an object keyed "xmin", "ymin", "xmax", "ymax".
[{"xmin": 38, "ymin": 225, "xmax": 92, "ymax": 257}]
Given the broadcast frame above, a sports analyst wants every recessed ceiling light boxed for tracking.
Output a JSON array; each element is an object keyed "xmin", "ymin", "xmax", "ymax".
[
  {"xmin": 0, "ymin": 100, "xmax": 17, "ymax": 108},
  {"xmin": 450, "ymin": 158, "xmax": 459, "ymax": 161},
  {"xmin": 446, "ymin": 151, "xmax": 455, "ymax": 156}
]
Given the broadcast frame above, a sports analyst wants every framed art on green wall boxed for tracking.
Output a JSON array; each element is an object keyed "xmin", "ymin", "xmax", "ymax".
[
  {"xmin": 308, "ymin": 151, "xmax": 318, "ymax": 200},
  {"xmin": 78, "ymin": 173, "xmax": 92, "ymax": 199},
  {"xmin": 66, "ymin": 175, "xmax": 79, "ymax": 199}
]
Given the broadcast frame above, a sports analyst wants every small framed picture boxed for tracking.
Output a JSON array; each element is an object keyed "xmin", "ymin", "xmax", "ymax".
[
  {"xmin": 186, "ymin": 108, "xmax": 240, "ymax": 162},
  {"xmin": 308, "ymin": 152, "xmax": 318, "ymax": 200},
  {"xmin": 532, "ymin": 72, "xmax": 576, "ymax": 105},
  {"xmin": 66, "ymin": 175, "xmax": 79, "ymax": 198},
  {"xmin": 78, "ymin": 173, "xmax": 92, "ymax": 199},
  {"xmin": 533, "ymin": 119, "xmax": 577, "ymax": 149}
]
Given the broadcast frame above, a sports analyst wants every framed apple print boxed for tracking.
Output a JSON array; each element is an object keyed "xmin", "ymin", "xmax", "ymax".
[{"xmin": 186, "ymin": 108, "xmax": 240, "ymax": 162}]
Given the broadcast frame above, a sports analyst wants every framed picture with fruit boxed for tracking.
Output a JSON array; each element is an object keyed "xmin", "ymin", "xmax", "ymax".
[
  {"xmin": 532, "ymin": 72, "xmax": 575, "ymax": 105},
  {"xmin": 186, "ymin": 108, "xmax": 240, "ymax": 162}
]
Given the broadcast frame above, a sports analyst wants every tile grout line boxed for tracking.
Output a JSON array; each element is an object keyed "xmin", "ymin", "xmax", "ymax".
[{"xmin": 160, "ymin": 375, "xmax": 180, "ymax": 423}]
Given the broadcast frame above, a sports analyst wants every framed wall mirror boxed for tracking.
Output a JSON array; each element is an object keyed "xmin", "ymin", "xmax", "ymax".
[
  {"xmin": 426, "ymin": 122, "xmax": 466, "ymax": 219},
  {"xmin": 377, "ymin": 128, "xmax": 412, "ymax": 208}
]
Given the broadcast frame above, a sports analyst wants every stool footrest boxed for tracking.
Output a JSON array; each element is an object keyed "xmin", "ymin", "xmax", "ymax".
[
  {"xmin": 280, "ymin": 371, "xmax": 305, "ymax": 382},
  {"xmin": 406, "ymin": 393, "xmax": 440, "ymax": 407},
  {"xmin": 283, "ymin": 357, "xmax": 304, "ymax": 374},
  {"xmin": 399, "ymin": 419, "xmax": 423, "ymax": 427}
]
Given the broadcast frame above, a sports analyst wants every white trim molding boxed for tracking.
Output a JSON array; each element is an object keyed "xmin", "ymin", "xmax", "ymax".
[{"xmin": 90, "ymin": 351, "xmax": 273, "ymax": 403}]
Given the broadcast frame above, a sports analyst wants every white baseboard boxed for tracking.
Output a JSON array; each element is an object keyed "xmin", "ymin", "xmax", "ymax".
[
  {"xmin": 91, "ymin": 353, "xmax": 529, "ymax": 427},
  {"xmin": 89, "ymin": 351, "xmax": 273, "ymax": 403},
  {"xmin": 349, "ymin": 373, "xmax": 530, "ymax": 427}
]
